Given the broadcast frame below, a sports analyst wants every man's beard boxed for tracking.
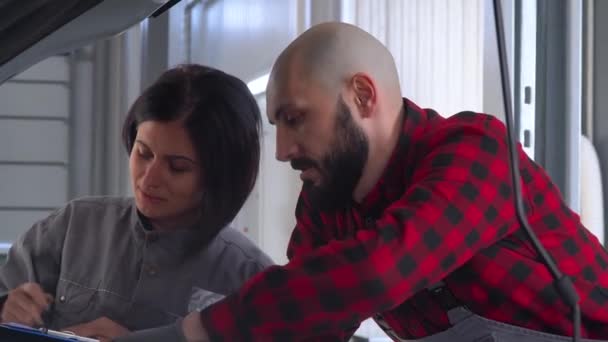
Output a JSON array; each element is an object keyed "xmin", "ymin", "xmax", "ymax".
[{"xmin": 291, "ymin": 96, "xmax": 369, "ymax": 211}]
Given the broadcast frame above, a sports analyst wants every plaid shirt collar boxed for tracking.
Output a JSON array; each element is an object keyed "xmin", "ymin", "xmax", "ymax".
[{"xmin": 358, "ymin": 98, "xmax": 440, "ymax": 216}]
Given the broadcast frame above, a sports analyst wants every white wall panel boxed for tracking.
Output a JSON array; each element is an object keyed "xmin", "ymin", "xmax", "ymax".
[
  {"xmin": 0, "ymin": 165, "xmax": 67, "ymax": 208},
  {"xmin": 258, "ymin": 96, "xmax": 300, "ymax": 265},
  {"xmin": 0, "ymin": 210, "xmax": 53, "ymax": 244},
  {"xmin": 0, "ymin": 83, "xmax": 69, "ymax": 118},
  {"xmin": 462, "ymin": 0, "xmax": 483, "ymax": 112},
  {"xmin": 447, "ymin": 0, "xmax": 465, "ymax": 114},
  {"xmin": 11, "ymin": 56, "xmax": 70, "ymax": 82},
  {"xmin": 342, "ymin": 0, "xmax": 485, "ymax": 116},
  {"xmin": 190, "ymin": 0, "xmax": 300, "ymax": 81},
  {"xmin": 0, "ymin": 54, "xmax": 73, "ymax": 244},
  {"xmin": 0, "ymin": 120, "xmax": 68, "ymax": 163}
]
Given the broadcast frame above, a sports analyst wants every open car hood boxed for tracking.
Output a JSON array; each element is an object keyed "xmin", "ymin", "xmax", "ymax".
[{"xmin": 0, "ymin": 0, "xmax": 178, "ymax": 84}]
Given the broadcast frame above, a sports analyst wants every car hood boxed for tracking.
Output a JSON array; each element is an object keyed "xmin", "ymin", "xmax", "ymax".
[{"xmin": 0, "ymin": 0, "xmax": 177, "ymax": 83}]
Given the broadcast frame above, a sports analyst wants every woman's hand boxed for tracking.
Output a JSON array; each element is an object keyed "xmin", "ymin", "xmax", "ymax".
[{"xmin": 1, "ymin": 282, "xmax": 53, "ymax": 327}]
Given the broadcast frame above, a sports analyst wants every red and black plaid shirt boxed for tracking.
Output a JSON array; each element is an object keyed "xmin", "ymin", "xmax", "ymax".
[{"xmin": 200, "ymin": 99, "xmax": 608, "ymax": 341}]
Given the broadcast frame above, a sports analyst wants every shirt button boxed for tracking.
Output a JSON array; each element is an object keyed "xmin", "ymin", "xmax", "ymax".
[
  {"xmin": 59, "ymin": 295, "xmax": 66, "ymax": 303},
  {"xmin": 146, "ymin": 265, "xmax": 158, "ymax": 276}
]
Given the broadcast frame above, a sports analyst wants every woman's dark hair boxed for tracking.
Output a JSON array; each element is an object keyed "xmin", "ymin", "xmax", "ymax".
[{"xmin": 122, "ymin": 64, "xmax": 261, "ymax": 242}]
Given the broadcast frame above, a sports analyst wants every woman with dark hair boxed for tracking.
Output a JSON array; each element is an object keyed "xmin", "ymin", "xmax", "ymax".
[{"xmin": 0, "ymin": 64, "xmax": 273, "ymax": 341}]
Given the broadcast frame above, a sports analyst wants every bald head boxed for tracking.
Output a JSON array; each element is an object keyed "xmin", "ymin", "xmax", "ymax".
[
  {"xmin": 267, "ymin": 23, "xmax": 408, "ymax": 205},
  {"xmin": 268, "ymin": 22, "xmax": 402, "ymax": 107}
]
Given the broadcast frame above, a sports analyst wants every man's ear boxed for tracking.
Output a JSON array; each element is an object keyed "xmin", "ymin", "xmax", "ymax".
[{"xmin": 351, "ymin": 73, "xmax": 376, "ymax": 118}]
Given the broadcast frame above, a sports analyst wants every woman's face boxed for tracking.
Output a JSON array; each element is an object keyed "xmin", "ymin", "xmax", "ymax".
[{"xmin": 129, "ymin": 120, "xmax": 202, "ymax": 230}]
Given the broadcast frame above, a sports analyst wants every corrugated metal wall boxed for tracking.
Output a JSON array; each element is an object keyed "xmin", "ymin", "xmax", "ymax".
[
  {"xmin": 0, "ymin": 57, "xmax": 71, "ymax": 246},
  {"xmin": 0, "ymin": 27, "xmax": 142, "ymax": 249}
]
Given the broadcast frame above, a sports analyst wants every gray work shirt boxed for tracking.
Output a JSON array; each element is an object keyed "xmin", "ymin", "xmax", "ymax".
[{"xmin": 0, "ymin": 196, "xmax": 273, "ymax": 333}]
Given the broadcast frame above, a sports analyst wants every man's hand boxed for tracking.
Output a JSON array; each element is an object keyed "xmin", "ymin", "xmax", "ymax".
[
  {"xmin": 181, "ymin": 311, "xmax": 211, "ymax": 342},
  {"xmin": 65, "ymin": 316, "xmax": 129, "ymax": 342},
  {"xmin": 1, "ymin": 282, "xmax": 53, "ymax": 327}
]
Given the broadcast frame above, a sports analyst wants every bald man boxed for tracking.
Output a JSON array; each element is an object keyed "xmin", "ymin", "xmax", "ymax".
[{"xmin": 176, "ymin": 22, "xmax": 608, "ymax": 341}]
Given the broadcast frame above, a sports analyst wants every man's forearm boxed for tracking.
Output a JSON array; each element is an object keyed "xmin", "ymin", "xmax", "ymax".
[{"xmin": 181, "ymin": 311, "xmax": 211, "ymax": 342}]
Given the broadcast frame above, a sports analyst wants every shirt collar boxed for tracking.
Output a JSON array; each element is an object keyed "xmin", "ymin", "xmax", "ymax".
[
  {"xmin": 129, "ymin": 199, "xmax": 209, "ymax": 257},
  {"xmin": 357, "ymin": 98, "xmax": 432, "ymax": 215}
]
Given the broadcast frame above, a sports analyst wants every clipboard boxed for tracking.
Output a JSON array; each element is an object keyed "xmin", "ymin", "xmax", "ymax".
[{"xmin": 0, "ymin": 323, "xmax": 99, "ymax": 341}]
